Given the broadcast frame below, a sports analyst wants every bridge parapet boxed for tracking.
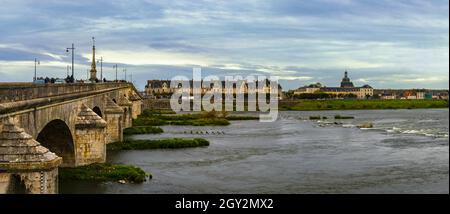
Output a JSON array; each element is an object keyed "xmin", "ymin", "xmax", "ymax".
[
  {"xmin": 0, "ymin": 85, "xmax": 133, "ymax": 116},
  {"xmin": 0, "ymin": 82, "xmax": 133, "ymax": 104}
]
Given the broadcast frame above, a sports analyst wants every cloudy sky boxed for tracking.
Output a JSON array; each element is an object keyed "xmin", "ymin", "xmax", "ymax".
[{"xmin": 0, "ymin": 0, "xmax": 448, "ymax": 90}]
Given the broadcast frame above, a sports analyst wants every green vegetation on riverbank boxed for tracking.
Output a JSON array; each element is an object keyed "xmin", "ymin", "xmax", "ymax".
[
  {"xmin": 108, "ymin": 138, "xmax": 210, "ymax": 151},
  {"xmin": 309, "ymin": 116, "xmax": 322, "ymax": 120},
  {"xmin": 59, "ymin": 163, "xmax": 150, "ymax": 183},
  {"xmin": 133, "ymin": 109, "xmax": 257, "ymax": 126},
  {"xmin": 225, "ymin": 115, "xmax": 260, "ymax": 120},
  {"xmin": 280, "ymin": 99, "xmax": 448, "ymax": 111},
  {"xmin": 146, "ymin": 109, "xmax": 177, "ymax": 114},
  {"xmin": 334, "ymin": 115, "xmax": 355, "ymax": 119},
  {"xmin": 123, "ymin": 126, "xmax": 163, "ymax": 135}
]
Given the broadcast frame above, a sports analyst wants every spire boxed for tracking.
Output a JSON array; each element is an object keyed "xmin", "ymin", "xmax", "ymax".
[{"xmin": 89, "ymin": 37, "xmax": 97, "ymax": 82}]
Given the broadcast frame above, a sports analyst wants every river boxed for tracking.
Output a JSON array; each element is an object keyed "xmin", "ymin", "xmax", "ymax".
[{"xmin": 60, "ymin": 109, "xmax": 449, "ymax": 194}]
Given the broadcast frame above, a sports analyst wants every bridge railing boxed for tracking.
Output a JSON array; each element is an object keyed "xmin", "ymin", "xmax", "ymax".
[{"xmin": 0, "ymin": 82, "xmax": 131, "ymax": 103}]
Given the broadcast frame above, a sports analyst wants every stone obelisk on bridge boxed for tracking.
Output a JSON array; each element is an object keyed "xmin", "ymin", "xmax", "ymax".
[{"xmin": 89, "ymin": 37, "xmax": 97, "ymax": 82}]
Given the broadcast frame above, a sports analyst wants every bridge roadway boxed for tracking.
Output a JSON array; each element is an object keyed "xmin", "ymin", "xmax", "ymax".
[{"xmin": 0, "ymin": 82, "xmax": 143, "ymax": 193}]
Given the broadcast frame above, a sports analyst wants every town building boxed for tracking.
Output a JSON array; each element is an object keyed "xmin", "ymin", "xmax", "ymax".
[
  {"xmin": 373, "ymin": 89, "xmax": 446, "ymax": 100},
  {"xmin": 144, "ymin": 79, "xmax": 283, "ymax": 99},
  {"xmin": 293, "ymin": 71, "xmax": 374, "ymax": 99}
]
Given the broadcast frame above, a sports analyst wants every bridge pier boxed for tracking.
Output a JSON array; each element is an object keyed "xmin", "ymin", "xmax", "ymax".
[
  {"xmin": 129, "ymin": 93, "xmax": 142, "ymax": 119},
  {"xmin": 104, "ymin": 97, "xmax": 124, "ymax": 143},
  {"xmin": 0, "ymin": 119, "xmax": 62, "ymax": 194},
  {"xmin": 73, "ymin": 104, "xmax": 107, "ymax": 166},
  {"xmin": 118, "ymin": 96, "xmax": 133, "ymax": 129}
]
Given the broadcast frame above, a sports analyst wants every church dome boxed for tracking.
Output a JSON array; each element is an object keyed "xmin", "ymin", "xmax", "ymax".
[{"xmin": 340, "ymin": 71, "xmax": 354, "ymax": 88}]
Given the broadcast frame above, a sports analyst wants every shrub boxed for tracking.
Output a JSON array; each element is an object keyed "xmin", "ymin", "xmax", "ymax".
[
  {"xmin": 132, "ymin": 117, "xmax": 167, "ymax": 126},
  {"xmin": 226, "ymin": 115, "xmax": 259, "ymax": 120},
  {"xmin": 309, "ymin": 116, "xmax": 321, "ymax": 120},
  {"xmin": 108, "ymin": 138, "xmax": 210, "ymax": 150},
  {"xmin": 59, "ymin": 163, "xmax": 149, "ymax": 183},
  {"xmin": 334, "ymin": 115, "xmax": 355, "ymax": 119}
]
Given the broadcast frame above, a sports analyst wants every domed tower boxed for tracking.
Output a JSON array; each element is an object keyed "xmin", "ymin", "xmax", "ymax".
[{"xmin": 340, "ymin": 70, "xmax": 354, "ymax": 88}]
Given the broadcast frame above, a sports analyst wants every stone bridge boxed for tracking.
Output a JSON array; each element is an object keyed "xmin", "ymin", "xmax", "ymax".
[{"xmin": 0, "ymin": 82, "xmax": 143, "ymax": 194}]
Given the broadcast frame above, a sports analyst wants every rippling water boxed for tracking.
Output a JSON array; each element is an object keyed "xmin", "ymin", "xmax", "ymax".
[{"xmin": 60, "ymin": 109, "xmax": 449, "ymax": 194}]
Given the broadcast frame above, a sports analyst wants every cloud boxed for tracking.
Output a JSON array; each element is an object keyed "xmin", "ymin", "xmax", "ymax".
[
  {"xmin": 0, "ymin": 0, "xmax": 448, "ymax": 90},
  {"xmin": 91, "ymin": 49, "xmax": 212, "ymax": 66}
]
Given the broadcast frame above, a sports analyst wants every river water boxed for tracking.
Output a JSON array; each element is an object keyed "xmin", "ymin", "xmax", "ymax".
[{"xmin": 60, "ymin": 109, "xmax": 449, "ymax": 194}]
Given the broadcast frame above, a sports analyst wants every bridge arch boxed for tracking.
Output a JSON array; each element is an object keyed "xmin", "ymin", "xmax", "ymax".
[
  {"xmin": 6, "ymin": 175, "xmax": 27, "ymax": 194},
  {"xmin": 92, "ymin": 106, "xmax": 103, "ymax": 117},
  {"xmin": 36, "ymin": 119, "xmax": 75, "ymax": 167}
]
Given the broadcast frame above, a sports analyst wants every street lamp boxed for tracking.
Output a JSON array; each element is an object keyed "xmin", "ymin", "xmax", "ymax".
[
  {"xmin": 97, "ymin": 57, "xmax": 103, "ymax": 82},
  {"xmin": 113, "ymin": 64, "xmax": 118, "ymax": 82},
  {"xmin": 34, "ymin": 58, "xmax": 40, "ymax": 81},
  {"xmin": 123, "ymin": 68, "xmax": 127, "ymax": 82},
  {"xmin": 66, "ymin": 43, "xmax": 75, "ymax": 82}
]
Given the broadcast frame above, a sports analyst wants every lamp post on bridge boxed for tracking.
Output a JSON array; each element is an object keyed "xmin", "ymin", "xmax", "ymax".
[
  {"xmin": 66, "ymin": 43, "xmax": 75, "ymax": 82},
  {"xmin": 123, "ymin": 68, "xmax": 127, "ymax": 82},
  {"xmin": 97, "ymin": 57, "xmax": 103, "ymax": 82},
  {"xmin": 33, "ymin": 58, "xmax": 40, "ymax": 82},
  {"xmin": 113, "ymin": 64, "xmax": 118, "ymax": 82}
]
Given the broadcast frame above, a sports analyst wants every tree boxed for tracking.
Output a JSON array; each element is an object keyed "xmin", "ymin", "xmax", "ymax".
[{"xmin": 293, "ymin": 92, "xmax": 332, "ymax": 100}]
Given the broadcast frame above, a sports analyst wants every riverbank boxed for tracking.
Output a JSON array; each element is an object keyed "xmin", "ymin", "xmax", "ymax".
[
  {"xmin": 143, "ymin": 99, "xmax": 448, "ymax": 112},
  {"xmin": 59, "ymin": 163, "xmax": 150, "ymax": 183},
  {"xmin": 279, "ymin": 99, "xmax": 448, "ymax": 111},
  {"xmin": 108, "ymin": 138, "xmax": 210, "ymax": 150}
]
